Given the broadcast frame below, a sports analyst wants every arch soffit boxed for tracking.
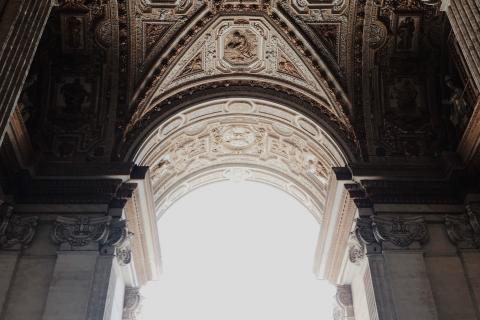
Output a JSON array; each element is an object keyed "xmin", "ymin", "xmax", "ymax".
[
  {"xmin": 132, "ymin": 97, "xmax": 348, "ymax": 222},
  {"xmin": 127, "ymin": 12, "xmax": 354, "ymax": 139}
]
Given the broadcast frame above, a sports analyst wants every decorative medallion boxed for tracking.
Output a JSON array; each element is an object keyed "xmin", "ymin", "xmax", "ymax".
[
  {"xmin": 220, "ymin": 125, "xmax": 257, "ymax": 150},
  {"xmin": 223, "ymin": 29, "xmax": 258, "ymax": 65}
]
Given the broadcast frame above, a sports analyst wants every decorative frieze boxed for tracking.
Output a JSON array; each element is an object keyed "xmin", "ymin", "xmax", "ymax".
[
  {"xmin": 355, "ymin": 216, "xmax": 428, "ymax": 249},
  {"xmin": 51, "ymin": 216, "xmax": 132, "ymax": 261},
  {"xmin": 0, "ymin": 204, "xmax": 38, "ymax": 249},
  {"xmin": 122, "ymin": 287, "xmax": 143, "ymax": 320}
]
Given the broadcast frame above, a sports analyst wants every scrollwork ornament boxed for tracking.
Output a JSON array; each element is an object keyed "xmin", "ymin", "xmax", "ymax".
[
  {"xmin": 0, "ymin": 205, "xmax": 38, "ymax": 249},
  {"xmin": 52, "ymin": 216, "xmax": 110, "ymax": 247},
  {"xmin": 372, "ymin": 216, "xmax": 428, "ymax": 247},
  {"xmin": 51, "ymin": 216, "xmax": 131, "ymax": 253},
  {"xmin": 355, "ymin": 217, "xmax": 376, "ymax": 245},
  {"xmin": 348, "ymin": 233, "xmax": 365, "ymax": 264}
]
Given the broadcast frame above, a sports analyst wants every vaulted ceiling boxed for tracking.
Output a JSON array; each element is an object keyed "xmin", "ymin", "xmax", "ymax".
[{"xmin": 14, "ymin": 0, "xmax": 468, "ymax": 168}]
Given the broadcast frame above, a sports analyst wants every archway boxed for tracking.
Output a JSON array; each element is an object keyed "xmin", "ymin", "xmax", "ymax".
[
  {"xmin": 120, "ymin": 12, "xmax": 358, "ymax": 320},
  {"xmin": 141, "ymin": 181, "xmax": 337, "ymax": 320}
]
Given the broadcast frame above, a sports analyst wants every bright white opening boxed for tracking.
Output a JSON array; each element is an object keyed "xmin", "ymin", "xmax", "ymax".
[{"xmin": 141, "ymin": 181, "xmax": 335, "ymax": 320}]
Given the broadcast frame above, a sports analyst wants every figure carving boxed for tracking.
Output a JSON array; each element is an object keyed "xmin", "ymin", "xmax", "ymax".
[
  {"xmin": 224, "ymin": 30, "xmax": 257, "ymax": 64},
  {"xmin": 179, "ymin": 53, "xmax": 203, "ymax": 77},
  {"xmin": 65, "ymin": 16, "xmax": 83, "ymax": 49},
  {"xmin": 444, "ymin": 76, "xmax": 470, "ymax": 132},
  {"xmin": 278, "ymin": 54, "xmax": 303, "ymax": 79},
  {"xmin": 0, "ymin": 204, "xmax": 38, "ymax": 249},
  {"xmin": 60, "ymin": 78, "xmax": 90, "ymax": 113},
  {"xmin": 391, "ymin": 79, "xmax": 418, "ymax": 113},
  {"xmin": 397, "ymin": 17, "xmax": 415, "ymax": 51}
]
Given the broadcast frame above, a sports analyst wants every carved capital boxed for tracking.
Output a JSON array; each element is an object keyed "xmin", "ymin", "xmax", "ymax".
[
  {"xmin": 445, "ymin": 215, "xmax": 480, "ymax": 248},
  {"xmin": 123, "ymin": 287, "xmax": 143, "ymax": 320},
  {"xmin": 355, "ymin": 216, "xmax": 429, "ymax": 249},
  {"xmin": 372, "ymin": 216, "xmax": 428, "ymax": 247},
  {"xmin": 52, "ymin": 216, "xmax": 131, "ymax": 255},
  {"xmin": 0, "ymin": 204, "xmax": 38, "ymax": 249}
]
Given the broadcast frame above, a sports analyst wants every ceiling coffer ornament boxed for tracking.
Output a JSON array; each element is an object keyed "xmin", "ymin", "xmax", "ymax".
[
  {"xmin": 0, "ymin": 204, "xmax": 38, "ymax": 250},
  {"xmin": 51, "ymin": 216, "xmax": 132, "ymax": 259}
]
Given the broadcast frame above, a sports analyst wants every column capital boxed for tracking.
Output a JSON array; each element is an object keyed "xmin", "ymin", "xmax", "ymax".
[
  {"xmin": 51, "ymin": 216, "xmax": 132, "ymax": 262},
  {"xmin": 355, "ymin": 215, "xmax": 429, "ymax": 250}
]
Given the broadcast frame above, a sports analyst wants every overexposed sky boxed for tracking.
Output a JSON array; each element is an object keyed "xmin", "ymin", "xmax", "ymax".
[{"xmin": 141, "ymin": 180, "xmax": 335, "ymax": 320}]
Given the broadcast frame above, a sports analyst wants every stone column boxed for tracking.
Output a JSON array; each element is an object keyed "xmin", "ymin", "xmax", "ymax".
[
  {"xmin": 355, "ymin": 215, "xmax": 438, "ymax": 320},
  {"xmin": 42, "ymin": 216, "xmax": 130, "ymax": 320},
  {"xmin": 0, "ymin": 0, "xmax": 54, "ymax": 144}
]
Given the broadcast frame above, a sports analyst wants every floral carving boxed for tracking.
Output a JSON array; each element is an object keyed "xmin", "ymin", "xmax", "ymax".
[
  {"xmin": 278, "ymin": 54, "xmax": 303, "ymax": 79},
  {"xmin": 0, "ymin": 205, "xmax": 38, "ymax": 249}
]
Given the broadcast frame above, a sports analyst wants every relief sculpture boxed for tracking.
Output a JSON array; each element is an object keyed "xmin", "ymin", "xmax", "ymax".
[{"xmin": 224, "ymin": 30, "xmax": 258, "ymax": 65}]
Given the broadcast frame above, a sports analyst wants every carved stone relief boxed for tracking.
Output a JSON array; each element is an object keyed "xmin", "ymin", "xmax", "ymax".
[
  {"xmin": 0, "ymin": 204, "xmax": 38, "ymax": 250},
  {"xmin": 130, "ymin": 16, "xmax": 345, "ymax": 131},
  {"xmin": 134, "ymin": 98, "xmax": 347, "ymax": 219},
  {"xmin": 355, "ymin": 215, "xmax": 429, "ymax": 249},
  {"xmin": 51, "ymin": 216, "xmax": 132, "ymax": 258}
]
